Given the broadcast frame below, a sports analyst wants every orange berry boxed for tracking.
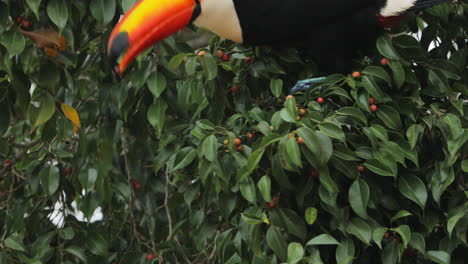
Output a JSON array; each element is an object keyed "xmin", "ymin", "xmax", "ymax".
[
  {"xmin": 269, "ymin": 126, "xmax": 275, "ymax": 131},
  {"xmin": 296, "ymin": 116, "xmax": 301, "ymax": 121},
  {"xmin": 381, "ymin": 58, "xmax": 389, "ymax": 66},
  {"xmin": 370, "ymin": 104, "xmax": 378, "ymax": 112},
  {"xmin": 223, "ymin": 139, "xmax": 228, "ymax": 145},
  {"xmin": 216, "ymin": 50, "xmax": 224, "ymax": 58},
  {"xmin": 299, "ymin": 108, "xmax": 307, "ymax": 116},
  {"xmin": 285, "ymin": 95, "xmax": 294, "ymax": 100},
  {"xmin": 352, "ymin": 71, "xmax": 361, "ymax": 78},
  {"xmin": 357, "ymin": 165, "xmax": 365, "ymax": 172},
  {"xmin": 316, "ymin": 97, "xmax": 325, "ymax": 104},
  {"xmin": 233, "ymin": 138, "xmax": 242, "ymax": 146},
  {"xmin": 368, "ymin": 97, "xmax": 375, "ymax": 105},
  {"xmin": 297, "ymin": 137, "xmax": 305, "ymax": 144},
  {"xmin": 197, "ymin": 50, "xmax": 206, "ymax": 56},
  {"xmin": 247, "ymin": 133, "xmax": 255, "ymax": 139}
]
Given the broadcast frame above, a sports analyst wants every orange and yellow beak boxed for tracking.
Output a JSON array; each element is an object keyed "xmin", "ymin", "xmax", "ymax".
[{"xmin": 108, "ymin": 0, "xmax": 200, "ymax": 76}]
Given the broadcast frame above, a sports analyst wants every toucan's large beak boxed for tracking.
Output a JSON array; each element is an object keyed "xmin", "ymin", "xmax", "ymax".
[{"xmin": 108, "ymin": 0, "xmax": 199, "ymax": 76}]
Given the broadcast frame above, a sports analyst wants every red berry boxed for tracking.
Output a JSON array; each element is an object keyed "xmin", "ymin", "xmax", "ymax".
[
  {"xmin": 132, "ymin": 180, "xmax": 141, "ymax": 191},
  {"xmin": 316, "ymin": 97, "xmax": 325, "ymax": 104},
  {"xmin": 357, "ymin": 165, "xmax": 365, "ymax": 172},
  {"xmin": 236, "ymin": 145, "xmax": 243, "ymax": 152},
  {"xmin": 267, "ymin": 203, "xmax": 276, "ymax": 208},
  {"xmin": 247, "ymin": 133, "xmax": 255, "ymax": 139},
  {"xmin": 63, "ymin": 168, "xmax": 73, "ymax": 175},
  {"xmin": 146, "ymin": 253, "xmax": 155, "ymax": 260},
  {"xmin": 310, "ymin": 169, "xmax": 319, "ymax": 178},
  {"xmin": 222, "ymin": 54, "xmax": 230, "ymax": 62},
  {"xmin": 244, "ymin": 57, "xmax": 252, "ymax": 63},
  {"xmin": 15, "ymin": 16, "xmax": 23, "ymax": 24},
  {"xmin": 22, "ymin": 20, "xmax": 31, "ymax": 29},
  {"xmin": 370, "ymin": 104, "xmax": 378, "ymax": 112},
  {"xmin": 3, "ymin": 160, "xmax": 11, "ymax": 168},
  {"xmin": 216, "ymin": 50, "xmax": 224, "ymax": 58},
  {"xmin": 384, "ymin": 232, "xmax": 390, "ymax": 238},
  {"xmin": 231, "ymin": 85, "xmax": 239, "ymax": 94},
  {"xmin": 0, "ymin": 191, "xmax": 5, "ymax": 197},
  {"xmin": 272, "ymin": 196, "xmax": 278, "ymax": 202},
  {"xmin": 381, "ymin": 58, "xmax": 389, "ymax": 66},
  {"xmin": 368, "ymin": 97, "xmax": 375, "ymax": 105}
]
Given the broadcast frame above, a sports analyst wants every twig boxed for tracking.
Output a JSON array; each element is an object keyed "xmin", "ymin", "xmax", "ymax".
[
  {"xmin": 164, "ymin": 164, "xmax": 173, "ymax": 241},
  {"xmin": 0, "ymin": 140, "xmax": 41, "ymax": 178}
]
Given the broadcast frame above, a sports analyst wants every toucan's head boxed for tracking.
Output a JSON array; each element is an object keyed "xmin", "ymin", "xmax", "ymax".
[{"xmin": 108, "ymin": 0, "xmax": 201, "ymax": 76}]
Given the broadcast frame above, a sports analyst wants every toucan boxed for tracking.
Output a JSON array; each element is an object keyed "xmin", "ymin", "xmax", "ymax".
[{"xmin": 108, "ymin": 0, "xmax": 451, "ymax": 76}]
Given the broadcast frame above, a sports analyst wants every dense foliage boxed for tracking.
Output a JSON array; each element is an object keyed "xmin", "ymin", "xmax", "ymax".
[{"xmin": 1, "ymin": 0, "xmax": 467, "ymax": 263}]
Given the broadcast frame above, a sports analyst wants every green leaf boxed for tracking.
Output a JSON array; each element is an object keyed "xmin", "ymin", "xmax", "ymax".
[
  {"xmin": 319, "ymin": 122, "xmax": 346, "ymax": 142},
  {"xmin": 247, "ymin": 148, "xmax": 265, "ymax": 172},
  {"xmin": 5, "ymin": 236, "xmax": 26, "ymax": 252},
  {"xmin": 65, "ymin": 246, "xmax": 87, "ymax": 262},
  {"xmin": 336, "ymin": 107, "xmax": 367, "ymax": 126},
  {"xmin": 461, "ymin": 160, "xmax": 468, "ymax": 173},
  {"xmin": 364, "ymin": 159, "xmax": 395, "ymax": 177},
  {"xmin": 336, "ymin": 239, "xmax": 355, "ymax": 264},
  {"xmin": 257, "ymin": 175, "xmax": 272, "ymax": 202},
  {"xmin": 169, "ymin": 53, "xmax": 188, "ymax": 71},
  {"xmin": 372, "ymin": 227, "xmax": 387, "ymax": 249},
  {"xmin": 376, "ymin": 105, "xmax": 402, "ymax": 130},
  {"xmin": 39, "ymin": 165, "xmax": 60, "ymax": 196},
  {"xmin": 24, "ymin": 1, "xmax": 39, "ymax": 20},
  {"xmin": 201, "ymin": 135, "xmax": 218, "ymax": 162},
  {"xmin": 199, "ymin": 53, "xmax": 218, "ymax": 80},
  {"xmin": 389, "ymin": 60, "xmax": 405, "ymax": 89},
  {"xmin": 390, "ymin": 225, "xmax": 411, "ymax": 248},
  {"xmin": 406, "ymin": 124, "xmax": 423, "ymax": 149},
  {"xmin": 382, "ymin": 242, "xmax": 399, "ymax": 264},
  {"xmin": 369, "ymin": 124, "xmax": 389, "ymax": 142},
  {"xmin": 362, "ymin": 75, "xmax": 385, "ymax": 102},
  {"xmin": 47, "ymin": 0, "xmax": 68, "ymax": 31},
  {"xmin": 147, "ymin": 72, "xmax": 167, "ymax": 98},
  {"xmin": 447, "ymin": 206, "xmax": 466, "ymax": 237},
  {"xmin": 363, "ymin": 66, "xmax": 391, "ymax": 85},
  {"xmin": 274, "ymin": 208, "xmax": 308, "ymax": 241},
  {"xmin": 286, "ymin": 137, "xmax": 302, "ymax": 168},
  {"xmin": 0, "ymin": 30, "xmax": 26, "ymax": 57},
  {"xmin": 172, "ymin": 147, "xmax": 197, "ymax": 171},
  {"xmin": 287, "ymin": 242, "xmax": 304, "ymax": 264},
  {"xmin": 306, "ymin": 234, "xmax": 340, "ymax": 246},
  {"xmin": 443, "ymin": 113, "xmax": 463, "ymax": 139},
  {"xmin": 377, "ymin": 34, "xmax": 399, "ymax": 59},
  {"xmin": 147, "ymin": 99, "xmax": 168, "ymax": 136},
  {"xmin": 31, "ymin": 95, "xmax": 56, "ymax": 132},
  {"xmin": 426, "ymin": 251, "xmax": 451, "ymax": 264},
  {"xmin": 305, "ymin": 207, "xmax": 318, "ymax": 225},
  {"xmin": 239, "ymin": 176, "xmax": 256, "ymax": 204},
  {"xmin": 121, "ymin": 0, "xmax": 139, "ymax": 12},
  {"xmin": 89, "ymin": 0, "xmax": 116, "ymax": 25},
  {"xmin": 86, "ymin": 233, "xmax": 108, "ymax": 256},
  {"xmin": 266, "ymin": 226, "xmax": 288, "ymax": 262},
  {"xmin": 391, "ymin": 210, "xmax": 412, "ymax": 222},
  {"xmin": 346, "ymin": 218, "xmax": 372, "ymax": 245},
  {"xmin": 241, "ymin": 213, "xmax": 264, "ymax": 225},
  {"xmin": 270, "ymin": 79, "xmax": 283, "ymax": 98},
  {"xmin": 409, "ymin": 232, "xmax": 425, "ymax": 254},
  {"xmin": 398, "ymin": 175, "xmax": 427, "ymax": 209},
  {"xmin": 79, "ymin": 168, "xmax": 98, "ymax": 192},
  {"xmin": 349, "ymin": 179, "xmax": 370, "ymax": 219},
  {"xmin": 296, "ymin": 128, "xmax": 333, "ymax": 166}
]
